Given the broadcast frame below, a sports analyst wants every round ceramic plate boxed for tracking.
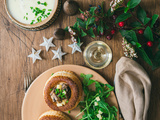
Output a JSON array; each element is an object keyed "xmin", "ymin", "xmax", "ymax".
[{"xmin": 22, "ymin": 65, "xmax": 119, "ymax": 120}]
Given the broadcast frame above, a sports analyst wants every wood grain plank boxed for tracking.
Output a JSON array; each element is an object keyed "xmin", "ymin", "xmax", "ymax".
[{"xmin": 0, "ymin": 0, "xmax": 160, "ymax": 120}]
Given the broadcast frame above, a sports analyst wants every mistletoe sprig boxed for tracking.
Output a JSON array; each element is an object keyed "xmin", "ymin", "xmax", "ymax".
[{"xmin": 65, "ymin": 0, "xmax": 160, "ymax": 70}]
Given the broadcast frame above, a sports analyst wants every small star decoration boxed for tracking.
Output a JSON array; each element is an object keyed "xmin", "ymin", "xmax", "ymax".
[
  {"xmin": 28, "ymin": 48, "xmax": 42, "ymax": 63},
  {"xmin": 40, "ymin": 37, "xmax": 55, "ymax": 51},
  {"xmin": 68, "ymin": 42, "xmax": 83, "ymax": 54},
  {"xmin": 52, "ymin": 47, "xmax": 66, "ymax": 62}
]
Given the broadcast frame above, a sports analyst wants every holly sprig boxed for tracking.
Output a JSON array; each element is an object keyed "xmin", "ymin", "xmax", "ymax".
[
  {"xmin": 111, "ymin": 0, "xmax": 160, "ymax": 69},
  {"xmin": 65, "ymin": 0, "xmax": 160, "ymax": 70}
]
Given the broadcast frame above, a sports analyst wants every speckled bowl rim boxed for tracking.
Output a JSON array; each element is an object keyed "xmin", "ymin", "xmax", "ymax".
[{"xmin": 4, "ymin": 0, "xmax": 62, "ymax": 31}]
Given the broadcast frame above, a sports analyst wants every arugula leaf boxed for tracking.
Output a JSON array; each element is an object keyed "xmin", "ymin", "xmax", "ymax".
[
  {"xmin": 129, "ymin": 0, "xmax": 141, "ymax": 9},
  {"xmin": 151, "ymin": 14, "xmax": 159, "ymax": 28},
  {"xmin": 144, "ymin": 26, "xmax": 154, "ymax": 41},
  {"xmin": 115, "ymin": 13, "xmax": 132, "ymax": 23},
  {"xmin": 87, "ymin": 28, "xmax": 95, "ymax": 38},
  {"xmin": 78, "ymin": 73, "xmax": 117, "ymax": 120}
]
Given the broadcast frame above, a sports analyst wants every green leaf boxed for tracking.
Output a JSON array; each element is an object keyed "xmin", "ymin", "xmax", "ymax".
[
  {"xmin": 120, "ymin": 30, "xmax": 138, "ymax": 43},
  {"xmin": 115, "ymin": 13, "xmax": 132, "ymax": 23},
  {"xmin": 144, "ymin": 26, "xmax": 154, "ymax": 41},
  {"xmin": 107, "ymin": 8, "xmax": 114, "ymax": 17},
  {"xmin": 151, "ymin": 14, "xmax": 159, "ymax": 28},
  {"xmin": 80, "ymin": 73, "xmax": 93, "ymax": 85},
  {"xmin": 64, "ymin": 26, "xmax": 68, "ymax": 31},
  {"xmin": 87, "ymin": 80, "xmax": 96, "ymax": 86},
  {"xmin": 144, "ymin": 17, "xmax": 151, "ymax": 25},
  {"xmin": 137, "ymin": 47, "xmax": 152, "ymax": 66},
  {"xmin": 137, "ymin": 6, "xmax": 147, "ymax": 24},
  {"xmin": 86, "ymin": 17, "xmax": 95, "ymax": 29},
  {"xmin": 77, "ymin": 18, "xmax": 86, "ymax": 29},
  {"xmin": 136, "ymin": 42, "xmax": 142, "ymax": 48},
  {"xmin": 152, "ymin": 50, "xmax": 160, "ymax": 70},
  {"xmin": 104, "ymin": 23, "xmax": 109, "ymax": 30},
  {"xmin": 97, "ymin": 20, "xmax": 103, "ymax": 33},
  {"xmin": 124, "ymin": 7, "xmax": 129, "ymax": 13},
  {"xmin": 89, "ymin": 7, "xmax": 97, "ymax": 15},
  {"xmin": 87, "ymin": 28, "xmax": 95, "ymax": 38},
  {"xmin": 129, "ymin": 0, "xmax": 141, "ymax": 9},
  {"xmin": 73, "ymin": 22, "xmax": 80, "ymax": 31},
  {"xmin": 77, "ymin": 37, "xmax": 81, "ymax": 45},
  {"xmin": 127, "ymin": 1, "xmax": 131, "ymax": 7},
  {"xmin": 79, "ymin": 9, "xmax": 84, "ymax": 14},
  {"xmin": 130, "ymin": 22, "xmax": 142, "ymax": 27},
  {"xmin": 81, "ymin": 29, "xmax": 87, "ymax": 37}
]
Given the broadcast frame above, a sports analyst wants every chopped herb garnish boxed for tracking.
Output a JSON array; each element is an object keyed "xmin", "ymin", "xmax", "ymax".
[
  {"xmin": 51, "ymin": 73, "xmax": 54, "ymax": 76},
  {"xmin": 68, "ymin": 111, "xmax": 70, "ymax": 113},
  {"xmin": 48, "ymin": 9, "xmax": 52, "ymax": 11},
  {"xmin": 37, "ymin": 1, "xmax": 47, "ymax": 6},
  {"xmin": 23, "ymin": 16, "xmax": 25, "ymax": 19},
  {"xmin": 66, "ymin": 100, "xmax": 69, "ymax": 103},
  {"xmin": 30, "ymin": 20, "xmax": 35, "ymax": 25},
  {"xmin": 50, "ymin": 88, "xmax": 53, "ymax": 91},
  {"xmin": 47, "ymin": 12, "xmax": 50, "ymax": 15},
  {"xmin": 26, "ymin": 17, "xmax": 28, "ymax": 20},
  {"xmin": 30, "ymin": 7, "xmax": 33, "ymax": 10},
  {"xmin": 26, "ymin": 13, "xmax": 28, "ymax": 15},
  {"xmin": 37, "ymin": 1, "xmax": 41, "ymax": 4}
]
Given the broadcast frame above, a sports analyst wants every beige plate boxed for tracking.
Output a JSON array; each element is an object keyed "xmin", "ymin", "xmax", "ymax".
[
  {"xmin": 21, "ymin": 65, "xmax": 119, "ymax": 120},
  {"xmin": 4, "ymin": 0, "xmax": 61, "ymax": 31}
]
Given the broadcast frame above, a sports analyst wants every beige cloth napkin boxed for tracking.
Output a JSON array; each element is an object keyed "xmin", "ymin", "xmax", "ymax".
[{"xmin": 114, "ymin": 57, "xmax": 151, "ymax": 120}]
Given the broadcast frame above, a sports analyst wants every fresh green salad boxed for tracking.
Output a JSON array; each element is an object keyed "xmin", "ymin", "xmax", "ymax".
[{"xmin": 76, "ymin": 73, "xmax": 117, "ymax": 120}]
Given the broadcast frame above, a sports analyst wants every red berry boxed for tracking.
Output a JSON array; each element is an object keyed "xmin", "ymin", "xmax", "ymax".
[
  {"xmin": 106, "ymin": 35, "xmax": 112, "ymax": 40},
  {"xmin": 147, "ymin": 41, "xmax": 153, "ymax": 47},
  {"xmin": 111, "ymin": 29, "xmax": 116, "ymax": 35},
  {"xmin": 138, "ymin": 29, "xmax": 144, "ymax": 35},
  {"xmin": 95, "ymin": 17, "xmax": 99, "ymax": 22},
  {"xmin": 118, "ymin": 21, "xmax": 125, "ymax": 27}
]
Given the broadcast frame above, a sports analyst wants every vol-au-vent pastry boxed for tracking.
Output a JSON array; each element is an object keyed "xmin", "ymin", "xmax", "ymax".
[
  {"xmin": 38, "ymin": 110, "xmax": 71, "ymax": 120},
  {"xmin": 43, "ymin": 70, "xmax": 82, "ymax": 111}
]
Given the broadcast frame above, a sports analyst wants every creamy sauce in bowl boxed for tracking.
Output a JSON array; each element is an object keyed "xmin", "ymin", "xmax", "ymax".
[{"xmin": 6, "ymin": 0, "xmax": 55, "ymax": 25}]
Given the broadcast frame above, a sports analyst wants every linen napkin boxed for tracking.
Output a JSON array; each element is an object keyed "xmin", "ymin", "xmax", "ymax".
[{"xmin": 114, "ymin": 57, "xmax": 151, "ymax": 120}]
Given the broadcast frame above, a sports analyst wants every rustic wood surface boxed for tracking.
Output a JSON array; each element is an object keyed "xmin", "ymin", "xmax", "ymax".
[{"xmin": 0, "ymin": 0, "xmax": 160, "ymax": 120}]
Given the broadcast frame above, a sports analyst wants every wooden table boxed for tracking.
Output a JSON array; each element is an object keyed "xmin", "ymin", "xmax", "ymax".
[{"xmin": 0, "ymin": 0, "xmax": 160, "ymax": 119}]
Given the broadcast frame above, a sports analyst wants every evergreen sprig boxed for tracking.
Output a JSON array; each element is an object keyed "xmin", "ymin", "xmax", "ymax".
[{"xmin": 65, "ymin": 0, "xmax": 160, "ymax": 70}]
